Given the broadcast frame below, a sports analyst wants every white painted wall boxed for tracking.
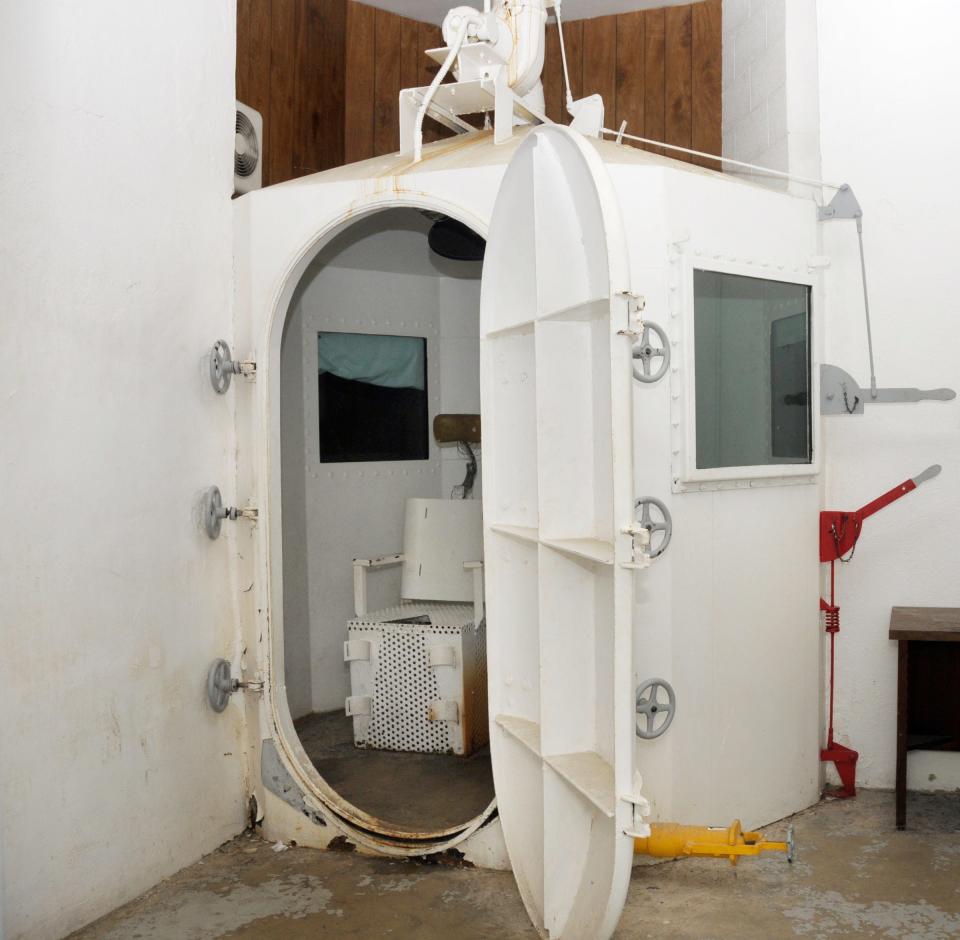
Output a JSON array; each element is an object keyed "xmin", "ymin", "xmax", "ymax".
[
  {"xmin": 816, "ymin": 0, "xmax": 960, "ymax": 791},
  {"xmin": 0, "ymin": 4, "xmax": 247, "ymax": 938},
  {"xmin": 726, "ymin": 0, "xmax": 960, "ymax": 791},
  {"xmin": 722, "ymin": 0, "xmax": 788, "ymax": 181},
  {"xmin": 280, "ymin": 211, "xmax": 482, "ymax": 717}
]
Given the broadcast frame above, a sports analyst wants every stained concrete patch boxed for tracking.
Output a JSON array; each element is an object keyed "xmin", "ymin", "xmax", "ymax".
[
  {"xmin": 783, "ymin": 890, "xmax": 960, "ymax": 939},
  {"xmin": 85, "ymin": 875, "xmax": 341, "ymax": 940},
  {"xmin": 71, "ymin": 790, "xmax": 960, "ymax": 940},
  {"xmin": 70, "ymin": 831, "xmax": 534, "ymax": 940}
]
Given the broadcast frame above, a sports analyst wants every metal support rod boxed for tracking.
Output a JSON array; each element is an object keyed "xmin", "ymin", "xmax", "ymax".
[
  {"xmin": 856, "ymin": 218, "xmax": 878, "ymax": 399},
  {"xmin": 553, "ymin": 1, "xmax": 575, "ymax": 111}
]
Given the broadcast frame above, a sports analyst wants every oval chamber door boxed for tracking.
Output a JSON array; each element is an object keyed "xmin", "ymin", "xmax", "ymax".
[{"xmin": 479, "ymin": 124, "xmax": 640, "ymax": 938}]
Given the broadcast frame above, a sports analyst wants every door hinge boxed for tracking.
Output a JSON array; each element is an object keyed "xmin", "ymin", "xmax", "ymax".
[
  {"xmin": 616, "ymin": 291, "xmax": 646, "ymax": 338},
  {"xmin": 620, "ymin": 523, "xmax": 651, "ymax": 570}
]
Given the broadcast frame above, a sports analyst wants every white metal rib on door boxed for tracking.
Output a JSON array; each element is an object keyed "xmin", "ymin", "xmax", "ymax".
[{"xmin": 480, "ymin": 125, "xmax": 638, "ymax": 939}]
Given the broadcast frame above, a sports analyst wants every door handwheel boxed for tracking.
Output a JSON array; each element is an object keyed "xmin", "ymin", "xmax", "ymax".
[
  {"xmin": 632, "ymin": 321, "xmax": 670, "ymax": 383},
  {"xmin": 635, "ymin": 497, "xmax": 672, "ymax": 558},
  {"xmin": 636, "ymin": 678, "xmax": 677, "ymax": 739}
]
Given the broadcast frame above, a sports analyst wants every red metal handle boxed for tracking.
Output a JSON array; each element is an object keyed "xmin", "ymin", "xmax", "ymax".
[{"xmin": 819, "ymin": 466, "xmax": 939, "ymax": 562}]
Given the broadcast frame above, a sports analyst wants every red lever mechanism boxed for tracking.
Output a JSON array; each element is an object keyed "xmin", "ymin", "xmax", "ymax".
[{"xmin": 818, "ymin": 464, "xmax": 941, "ymax": 798}]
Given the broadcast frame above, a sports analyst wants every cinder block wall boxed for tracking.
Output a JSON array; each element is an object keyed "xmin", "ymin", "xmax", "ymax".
[{"xmin": 722, "ymin": 0, "xmax": 788, "ymax": 183}]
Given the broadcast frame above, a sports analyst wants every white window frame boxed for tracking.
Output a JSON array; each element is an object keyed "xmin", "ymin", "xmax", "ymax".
[{"xmin": 672, "ymin": 255, "xmax": 821, "ymax": 493}]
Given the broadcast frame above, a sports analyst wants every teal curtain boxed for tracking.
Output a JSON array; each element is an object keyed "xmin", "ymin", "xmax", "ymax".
[{"xmin": 318, "ymin": 332, "xmax": 425, "ymax": 391}]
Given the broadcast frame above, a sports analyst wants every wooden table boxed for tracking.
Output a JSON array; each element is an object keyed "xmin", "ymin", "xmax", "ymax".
[{"xmin": 889, "ymin": 607, "xmax": 960, "ymax": 829}]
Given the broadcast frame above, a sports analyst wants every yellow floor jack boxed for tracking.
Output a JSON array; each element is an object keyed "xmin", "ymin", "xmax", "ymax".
[{"xmin": 634, "ymin": 820, "xmax": 795, "ymax": 866}]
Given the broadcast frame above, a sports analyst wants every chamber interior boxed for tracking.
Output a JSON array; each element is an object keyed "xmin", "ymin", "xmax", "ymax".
[{"xmin": 279, "ymin": 207, "xmax": 492, "ymax": 834}]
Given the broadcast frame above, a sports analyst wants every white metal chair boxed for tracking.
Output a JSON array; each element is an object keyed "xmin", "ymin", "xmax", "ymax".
[{"xmin": 344, "ymin": 498, "xmax": 487, "ymax": 756}]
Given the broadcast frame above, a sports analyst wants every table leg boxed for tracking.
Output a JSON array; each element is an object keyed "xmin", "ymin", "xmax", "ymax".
[{"xmin": 896, "ymin": 639, "xmax": 908, "ymax": 830}]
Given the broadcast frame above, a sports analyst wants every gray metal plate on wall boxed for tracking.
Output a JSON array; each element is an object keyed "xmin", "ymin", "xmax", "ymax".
[
  {"xmin": 261, "ymin": 739, "xmax": 326, "ymax": 828},
  {"xmin": 821, "ymin": 363, "xmax": 955, "ymax": 416}
]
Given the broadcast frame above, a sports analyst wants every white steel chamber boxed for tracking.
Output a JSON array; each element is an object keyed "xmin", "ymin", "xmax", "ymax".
[{"xmin": 230, "ymin": 124, "xmax": 823, "ymax": 939}]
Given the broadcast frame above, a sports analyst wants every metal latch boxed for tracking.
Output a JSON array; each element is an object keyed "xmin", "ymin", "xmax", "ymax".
[
  {"xmin": 620, "ymin": 523, "xmax": 651, "ymax": 570},
  {"xmin": 209, "ymin": 339, "xmax": 256, "ymax": 394},
  {"xmin": 622, "ymin": 497, "xmax": 673, "ymax": 568},
  {"xmin": 202, "ymin": 486, "xmax": 258, "ymax": 539},
  {"xmin": 616, "ymin": 291, "xmax": 646, "ymax": 338},
  {"xmin": 206, "ymin": 658, "xmax": 264, "ymax": 713},
  {"xmin": 621, "ymin": 772, "xmax": 652, "ymax": 838}
]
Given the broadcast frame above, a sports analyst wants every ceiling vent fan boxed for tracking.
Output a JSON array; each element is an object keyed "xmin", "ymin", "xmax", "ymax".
[{"xmin": 234, "ymin": 101, "xmax": 263, "ymax": 195}]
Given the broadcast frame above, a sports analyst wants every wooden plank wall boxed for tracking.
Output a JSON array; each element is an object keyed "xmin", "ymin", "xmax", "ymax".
[
  {"xmin": 344, "ymin": 4, "xmax": 443, "ymax": 162},
  {"xmin": 543, "ymin": 0, "xmax": 721, "ymax": 165},
  {"xmin": 236, "ymin": 0, "xmax": 721, "ymax": 185},
  {"xmin": 237, "ymin": 0, "xmax": 350, "ymax": 186},
  {"xmin": 237, "ymin": 0, "xmax": 441, "ymax": 184}
]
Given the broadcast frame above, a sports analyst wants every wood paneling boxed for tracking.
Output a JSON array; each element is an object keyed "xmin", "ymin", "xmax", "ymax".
[
  {"xmin": 582, "ymin": 16, "xmax": 617, "ymax": 128},
  {"xmin": 543, "ymin": 22, "xmax": 564, "ymax": 124},
  {"xmin": 268, "ymin": 0, "xmax": 298, "ymax": 184},
  {"xmin": 643, "ymin": 8, "xmax": 667, "ymax": 156},
  {"xmin": 374, "ymin": 8, "xmax": 402, "ymax": 157},
  {"xmin": 236, "ymin": 0, "xmax": 722, "ymax": 184},
  {"xmin": 614, "ymin": 11, "xmax": 645, "ymax": 145},
  {"xmin": 541, "ymin": 2, "xmax": 721, "ymax": 163},
  {"xmin": 344, "ymin": 1, "xmax": 375, "ymax": 164},
  {"xmin": 562, "ymin": 19, "xmax": 584, "ymax": 112},
  {"xmin": 692, "ymin": 0, "xmax": 722, "ymax": 168},
  {"xmin": 295, "ymin": 0, "xmax": 347, "ymax": 176},
  {"xmin": 664, "ymin": 4, "xmax": 693, "ymax": 158}
]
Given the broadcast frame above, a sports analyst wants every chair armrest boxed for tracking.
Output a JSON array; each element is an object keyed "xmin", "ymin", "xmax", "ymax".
[
  {"xmin": 354, "ymin": 554, "xmax": 404, "ymax": 569},
  {"xmin": 353, "ymin": 554, "xmax": 404, "ymax": 617},
  {"xmin": 463, "ymin": 561, "xmax": 485, "ymax": 626}
]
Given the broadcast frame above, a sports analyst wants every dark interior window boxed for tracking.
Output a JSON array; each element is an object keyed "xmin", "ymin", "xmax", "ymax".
[
  {"xmin": 694, "ymin": 270, "xmax": 811, "ymax": 469},
  {"xmin": 318, "ymin": 332, "xmax": 428, "ymax": 463}
]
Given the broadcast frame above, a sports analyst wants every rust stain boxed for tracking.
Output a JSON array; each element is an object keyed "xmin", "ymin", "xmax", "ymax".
[{"xmin": 460, "ymin": 627, "xmax": 489, "ymax": 758}]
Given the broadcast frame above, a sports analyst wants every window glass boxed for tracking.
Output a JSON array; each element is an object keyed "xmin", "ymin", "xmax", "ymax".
[
  {"xmin": 318, "ymin": 332, "xmax": 428, "ymax": 463},
  {"xmin": 694, "ymin": 270, "xmax": 811, "ymax": 470}
]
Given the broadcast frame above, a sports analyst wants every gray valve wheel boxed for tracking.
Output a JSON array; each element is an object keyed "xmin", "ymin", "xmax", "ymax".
[
  {"xmin": 209, "ymin": 340, "xmax": 233, "ymax": 394},
  {"xmin": 636, "ymin": 678, "xmax": 676, "ymax": 739},
  {"xmin": 207, "ymin": 658, "xmax": 236, "ymax": 713},
  {"xmin": 632, "ymin": 321, "xmax": 670, "ymax": 383},
  {"xmin": 202, "ymin": 485, "xmax": 225, "ymax": 540},
  {"xmin": 635, "ymin": 496, "xmax": 672, "ymax": 559}
]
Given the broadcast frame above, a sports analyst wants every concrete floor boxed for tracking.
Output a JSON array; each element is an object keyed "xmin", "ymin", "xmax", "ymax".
[
  {"xmin": 295, "ymin": 711, "xmax": 494, "ymax": 831},
  {"xmin": 71, "ymin": 789, "xmax": 960, "ymax": 939}
]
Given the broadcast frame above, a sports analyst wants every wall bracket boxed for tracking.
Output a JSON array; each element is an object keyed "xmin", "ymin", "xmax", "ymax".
[{"xmin": 817, "ymin": 183, "xmax": 862, "ymax": 222}]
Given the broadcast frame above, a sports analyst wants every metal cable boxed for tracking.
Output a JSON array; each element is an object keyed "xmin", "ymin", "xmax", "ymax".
[{"xmin": 855, "ymin": 218, "xmax": 878, "ymax": 399}]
